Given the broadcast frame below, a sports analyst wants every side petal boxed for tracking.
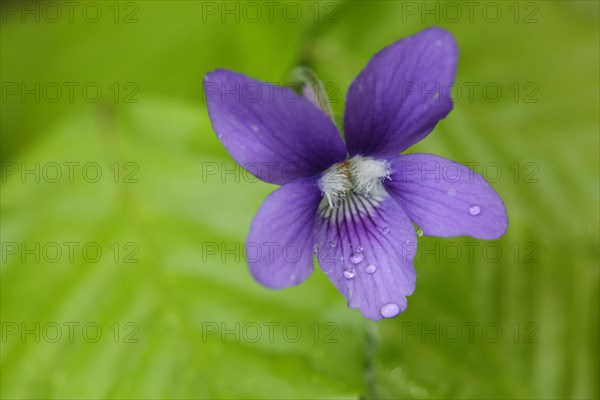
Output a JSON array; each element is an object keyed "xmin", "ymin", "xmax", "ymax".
[
  {"xmin": 314, "ymin": 191, "xmax": 417, "ymax": 320},
  {"xmin": 246, "ymin": 178, "xmax": 321, "ymax": 289},
  {"xmin": 344, "ymin": 27, "xmax": 458, "ymax": 157},
  {"xmin": 386, "ymin": 153, "xmax": 508, "ymax": 239},
  {"xmin": 204, "ymin": 69, "xmax": 347, "ymax": 184}
]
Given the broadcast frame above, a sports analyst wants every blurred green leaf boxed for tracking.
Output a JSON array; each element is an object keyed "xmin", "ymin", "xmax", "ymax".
[
  {"xmin": 1, "ymin": 0, "xmax": 598, "ymax": 399},
  {"xmin": 1, "ymin": 99, "xmax": 368, "ymax": 398}
]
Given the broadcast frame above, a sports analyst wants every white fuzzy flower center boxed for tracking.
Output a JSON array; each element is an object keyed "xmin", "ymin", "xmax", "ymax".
[{"xmin": 318, "ymin": 156, "xmax": 391, "ymax": 208}]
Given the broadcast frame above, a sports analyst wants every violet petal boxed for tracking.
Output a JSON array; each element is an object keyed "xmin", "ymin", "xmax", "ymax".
[
  {"xmin": 204, "ymin": 69, "xmax": 347, "ymax": 184},
  {"xmin": 344, "ymin": 27, "xmax": 457, "ymax": 157},
  {"xmin": 246, "ymin": 178, "xmax": 321, "ymax": 288},
  {"xmin": 386, "ymin": 153, "xmax": 508, "ymax": 239},
  {"xmin": 314, "ymin": 191, "xmax": 416, "ymax": 320}
]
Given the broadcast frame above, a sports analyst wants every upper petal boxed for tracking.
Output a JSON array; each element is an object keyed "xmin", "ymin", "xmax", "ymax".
[
  {"xmin": 246, "ymin": 177, "xmax": 321, "ymax": 289},
  {"xmin": 313, "ymin": 190, "xmax": 417, "ymax": 320},
  {"xmin": 204, "ymin": 69, "xmax": 347, "ymax": 184},
  {"xmin": 344, "ymin": 27, "xmax": 458, "ymax": 157},
  {"xmin": 386, "ymin": 153, "xmax": 508, "ymax": 239}
]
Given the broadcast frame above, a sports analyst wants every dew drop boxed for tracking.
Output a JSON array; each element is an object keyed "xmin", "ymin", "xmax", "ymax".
[
  {"xmin": 355, "ymin": 245, "xmax": 364, "ymax": 253},
  {"xmin": 468, "ymin": 205, "xmax": 481, "ymax": 216},
  {"xmin": 349, "ymin": 251, "xmax": 364, "ymax": 264},
  {"xmin": 343, "ymin": 267, "xmax": 356, "ymax": 279},
  {"xmin": 380, "ymin": 302, "xmax": 401, "ymax": 318},
  {"xmin": 250, "ymin": 124, "xmax": 259, "ymax": 132},
  {"xmin": 365, "ymin": 264, "xmax": 377, "ymax": 274},
  {"xmin": 447, "ymin": 188, "xmax": 456, "ymax": 197},
  {"xmin": 327, "ymin": 240, "xmax": 337, "ymax": 248},
  {"xmin": 416, "ymin": 228, "xmax": 424, "ymax": 237}
]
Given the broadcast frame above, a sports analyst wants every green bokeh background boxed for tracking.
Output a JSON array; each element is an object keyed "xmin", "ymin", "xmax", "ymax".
[{"xmin": 1, "ymin": 1, "xmax": 598, "ymax": 398}]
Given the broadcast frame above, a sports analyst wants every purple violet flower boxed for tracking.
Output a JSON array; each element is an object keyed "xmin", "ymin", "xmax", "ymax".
[{"xmin": 204, "ymin": 27, "xmax": 508, "ymax": 320}]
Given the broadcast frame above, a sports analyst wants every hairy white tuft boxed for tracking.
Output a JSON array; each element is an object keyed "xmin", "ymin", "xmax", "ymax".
[
  {"xmin": 348, "ymin": 156, "xmax": 391, "ymax": 194},
  {"xmin": 318, "ymin": 162, "xmax": 351, "ymax": 208},
  {"xmin": 319, "ymin": 157, "xmax": 391, "ymax": 209}
]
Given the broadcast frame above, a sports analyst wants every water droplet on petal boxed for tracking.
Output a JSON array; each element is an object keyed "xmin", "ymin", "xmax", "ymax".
[
  {"xmin": 469, "ymin": 205, "xmax": 481, "ymax": 216},
  {"xmin": 355, "ymin": 245, "xmax": 364, "ymax": 253},
  {"xmin": 251, "ymin": 124, "xmax": 259, "ymax": 132},
  {"xmin": 447, "ymin": 188, "xmax": 456, "ymax": 197},
  {"xmin": 312, "ymin": 243, "xmax": 319, "ymax": 255},
  {"xmin": 349, "ymin": 251, "xmax": 364, "ymax": 264},
  {"xmin": 416, "ymin": 228, "xmax": 423, "ymax": 237},
  {"xmin": 365, "ymin": 264, "xmax": 377, "ymax": 274},
  {"xmin": 380, "ymin": 303, "xmax": 401, "ymax": 318},
  {"xmin": 327, "ymin": 240, "xmax": 337, "ymax": 248},
  {"xmin": 343, "ymin": 267, "xmax": 356, "ymax": 279}
]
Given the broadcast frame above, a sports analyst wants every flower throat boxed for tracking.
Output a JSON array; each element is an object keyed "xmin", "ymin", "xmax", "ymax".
[{"xmin": 318, "ymin": 156, "xmax": 391, "ymax": 209}]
